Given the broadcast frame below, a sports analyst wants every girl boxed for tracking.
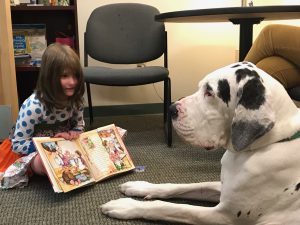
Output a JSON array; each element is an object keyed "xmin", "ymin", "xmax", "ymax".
[{"xmin": 0, "ymin": 43, "xmax": 85, "ymax": 188}]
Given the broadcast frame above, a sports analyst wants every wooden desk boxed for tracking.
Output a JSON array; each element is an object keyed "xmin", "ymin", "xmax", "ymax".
[{"xmin": 156, "ymin": 5, "xmax": 300, "ymax": 61}]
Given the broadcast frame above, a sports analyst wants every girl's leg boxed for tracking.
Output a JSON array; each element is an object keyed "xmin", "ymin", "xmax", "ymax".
[
  {"xmin": 30, "ymin": 153, "xmax": 47, "ymax": 176},
  {"xmin": 245, "ymin": 24, "xmax": 300, "ymax": 68}
]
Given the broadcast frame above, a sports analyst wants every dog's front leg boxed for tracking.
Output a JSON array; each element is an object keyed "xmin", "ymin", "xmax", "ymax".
[
  {"xmin": 120, "ymin": 181, "xmax": 221, "ymax": 202},
  {"xmin": 101, "ymin": 198, "xmax": 229, "ymax": 225}
]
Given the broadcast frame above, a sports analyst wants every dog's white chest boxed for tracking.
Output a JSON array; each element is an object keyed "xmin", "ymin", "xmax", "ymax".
[{"xmin": 220, "ymin": 139, "xmax": 300, "ymax": 224}]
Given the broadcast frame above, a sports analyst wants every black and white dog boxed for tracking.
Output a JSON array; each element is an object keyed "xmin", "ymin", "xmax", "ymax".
[{"xmin": 101, "ymin": 62, "xmax": 300, "ymax": 225}]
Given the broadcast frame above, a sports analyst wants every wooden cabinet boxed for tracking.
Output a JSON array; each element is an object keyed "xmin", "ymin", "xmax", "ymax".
[{"xmin": 10, "ymin": 0, "xmax": 79, "ymax": 104}]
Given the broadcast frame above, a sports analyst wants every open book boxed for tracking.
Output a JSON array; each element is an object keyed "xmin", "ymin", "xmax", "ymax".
[{"xmin": 33, "ymin": 124, "xmax": 135, "ymax": 193}]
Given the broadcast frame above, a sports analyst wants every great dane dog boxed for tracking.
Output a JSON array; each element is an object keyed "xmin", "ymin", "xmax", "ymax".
[{"xmin": 101, "ymin": 62, "xmax": 300, "ymax": 225}]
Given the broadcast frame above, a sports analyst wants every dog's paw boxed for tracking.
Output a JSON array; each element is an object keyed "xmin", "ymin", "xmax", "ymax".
[
  {"xmin": 101, "ymin": 198, "xmax": 144, "ymax": 219},
  {"xmin": 120, "ymin": 181, "xmax": 167, "ymax": 199}
]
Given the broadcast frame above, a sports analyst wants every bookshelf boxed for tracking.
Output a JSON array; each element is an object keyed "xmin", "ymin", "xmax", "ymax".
[{"xmin": 10, "ymin": 0, "xmax": 79, "ymax": 104}]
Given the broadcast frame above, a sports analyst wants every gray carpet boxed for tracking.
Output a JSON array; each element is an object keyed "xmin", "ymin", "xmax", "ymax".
[{"xmin": 0, "ymin": 114, "xmax": 224, "ymax": 225}]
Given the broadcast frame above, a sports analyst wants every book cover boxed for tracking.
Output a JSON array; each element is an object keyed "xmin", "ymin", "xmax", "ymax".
[{"xmin": 12, "ymin": 24, "xmax": 47, "ymax": 60}]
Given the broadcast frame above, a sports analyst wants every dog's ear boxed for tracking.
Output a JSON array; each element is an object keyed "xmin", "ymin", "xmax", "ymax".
[{"xmin": 231, "ymin": 68, "xmax": 275, "ymax": 151}]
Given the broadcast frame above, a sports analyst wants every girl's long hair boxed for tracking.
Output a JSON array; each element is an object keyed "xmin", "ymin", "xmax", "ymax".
[{"xmin": 36, "ymin": 43, "xmax": 85, "ymax": 111}]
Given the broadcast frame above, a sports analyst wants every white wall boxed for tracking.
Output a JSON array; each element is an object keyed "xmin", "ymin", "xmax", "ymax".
[{"xmin": 77, "ymin": 0, "xmax": 300, "ymax": 107}]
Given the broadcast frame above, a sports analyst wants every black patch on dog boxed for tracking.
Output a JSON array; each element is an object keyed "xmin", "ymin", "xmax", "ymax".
[
  {"xmin": 295, "ymin": 183, "xmax": 300, "ymax": 191},
  {"xmin": 236, "ymin": 88, "xmax": 242, "ymax": 99},
  {"xmin": 231, "ymin": 63, "xmax": 241, "ymax": 68},
  {"xmin": 206, "ymin": 82, "xmax": 213, "ymax": 92},
  {"xmin": 237, "ymin": 211, "xmax": 241, "ymax": 218},
  {"xmin": 217, "ymin": 79, "xmax": 230, "ymax": 106},
  {"xmin": 242, "ymin": 61, "xmax": 253, "ymax": 67},
  {"xmin": 232, "ymin": 120, "xmax": 274, "ymax": 151},
  {"xmin": 238, "ymin": 78, "xmax": 266, "ymax": 110},
  {"xmin": 247, "ymin": 211, "xmax": 251, "ymax": 216},
  {"xmin": 235, "ymin": 68, "xmax": 260, "ymax": 83}
]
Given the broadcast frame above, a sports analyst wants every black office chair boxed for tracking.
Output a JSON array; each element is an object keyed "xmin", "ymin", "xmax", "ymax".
[{"xmin": 83, "ymin": 3, "xmax": 172, "ymax": 146}]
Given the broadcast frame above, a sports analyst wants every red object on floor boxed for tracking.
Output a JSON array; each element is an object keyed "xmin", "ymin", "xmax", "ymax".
[{"xmin": 0, "ymin": 138, "xmax": 21, "ymax": 172}]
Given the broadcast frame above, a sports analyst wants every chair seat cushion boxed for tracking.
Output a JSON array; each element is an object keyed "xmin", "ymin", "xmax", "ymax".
[{"xmin": 83, "ymin": 66, "xmax": 169, "ymax": 86}]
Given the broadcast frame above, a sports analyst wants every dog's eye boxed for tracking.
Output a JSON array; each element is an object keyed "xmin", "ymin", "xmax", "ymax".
[{"xmin": 204, "ymin": 90, "xmax": 214, "ymax": 98}]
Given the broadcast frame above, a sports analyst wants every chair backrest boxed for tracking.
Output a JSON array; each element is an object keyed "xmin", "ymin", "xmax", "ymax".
[{"xmin": 84, "ymin": 3, "xmax": 166, "ymax": 65}]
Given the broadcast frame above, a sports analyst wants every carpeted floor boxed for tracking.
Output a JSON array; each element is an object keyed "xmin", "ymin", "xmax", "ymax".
[{"xmin": 0, "ymin": 114, "xmax": 224, "ymax": 225}]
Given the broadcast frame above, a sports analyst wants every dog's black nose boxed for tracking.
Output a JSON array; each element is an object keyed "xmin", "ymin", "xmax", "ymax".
[{"xmin": 169, "ymin": 103, "xmax": 178, "ymax": 119}]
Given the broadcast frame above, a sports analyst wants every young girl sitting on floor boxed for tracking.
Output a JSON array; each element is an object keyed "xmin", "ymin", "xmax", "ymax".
[{"xmin": 0, "ymin": 43, "xmax": 85, "ymax": 188}]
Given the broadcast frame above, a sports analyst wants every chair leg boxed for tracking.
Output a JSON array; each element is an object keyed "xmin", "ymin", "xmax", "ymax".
[
  {"xmin": 164, "ymin": 81, "xmax": 167, "ymax": 124},
  {"xmin": 86, "ymin": 82, "xmax": 94, "ymax": 125},
  {"xmin": 164, "ymin": 77, "xmax": 172, "ymax": 147}
]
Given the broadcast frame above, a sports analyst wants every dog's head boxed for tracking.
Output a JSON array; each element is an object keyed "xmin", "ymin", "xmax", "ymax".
[{"xmin": 171, "ymin": 62, "xmax": 277, "ymax": 152}]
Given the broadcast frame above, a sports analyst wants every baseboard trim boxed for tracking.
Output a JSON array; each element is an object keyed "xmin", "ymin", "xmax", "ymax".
[{"xmin": 84, "ymin": 103, "xmax": 164, "ymax": 117}]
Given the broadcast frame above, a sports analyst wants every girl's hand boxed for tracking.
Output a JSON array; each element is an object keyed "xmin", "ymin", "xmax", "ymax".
[
  {"xmin": 68, "ymin": 130, "xmax": 83, "ymax": 140},
  {"xmin": 54, "ymin": 132, "xmax": 71, "ymax": 140},
  {"xmin": 54, "ymin": 131, "xmax": 82, "ymax": 140}
]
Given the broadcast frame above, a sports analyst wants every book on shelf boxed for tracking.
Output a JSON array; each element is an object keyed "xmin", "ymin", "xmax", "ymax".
[
  {"xmin": 33, "ymin": 124, "xmax": 135, "ymax": 193},
  {"xmin": 14, "ymin": 54, "xmax": 31, "ymax": 66},
  {"xmin": 12, "ymin": 24, "xmax": 47, "ymax": 66}
]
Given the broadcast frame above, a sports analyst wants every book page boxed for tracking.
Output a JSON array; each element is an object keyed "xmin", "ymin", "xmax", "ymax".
[
  {"xmin": 33, "ymin": 137, "xmax": 95, "ymax": 193},
  {"xmin": 34, "ymin": 138, "xmax": 63, "ymax": 193},
  {"xmin": 79, "ymin": 124, "xmax": 135, "ymax": 182}
]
